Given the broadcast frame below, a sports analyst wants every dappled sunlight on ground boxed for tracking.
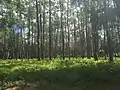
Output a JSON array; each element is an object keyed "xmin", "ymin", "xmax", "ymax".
[{"xmin": 0, "ymin": 58, "xmax": 120, "ymax": 90}]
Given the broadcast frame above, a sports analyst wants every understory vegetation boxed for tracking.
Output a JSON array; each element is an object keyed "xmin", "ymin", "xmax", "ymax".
[{"xmin": 0, "ymin": 58, "xmax": 120, "ymax": 89}]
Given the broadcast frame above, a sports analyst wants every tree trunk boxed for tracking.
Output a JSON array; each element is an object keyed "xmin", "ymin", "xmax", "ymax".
[
  {"xmin": 49, "ymin": 0, "xmax": 52, "ymax": 60},
  {"xmin": 36, "ymin": 0, "xmax": 40, "ymax": 60}
]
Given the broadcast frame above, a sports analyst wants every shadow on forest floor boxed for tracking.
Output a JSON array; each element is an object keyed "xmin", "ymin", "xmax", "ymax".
[
  {"xmin": 1, "ymin": 59, "xmax": 120, "ymax": 90},
  {"xmin": 1, "ymin": 67, "xmax": 120, "ymax": 90},
  {"xmin": 3, "ymin": 82, "xmax": 120, "ymax": 90}
]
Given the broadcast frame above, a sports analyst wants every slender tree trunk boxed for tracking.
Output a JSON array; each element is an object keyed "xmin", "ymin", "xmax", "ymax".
[
  {"xmin": 39, "ymin": 3, "xmax": 43, "ymax": 59},
  {"xmin": 67, "ymin": 0, "xmax": 70, "ymax": 59},
  {"xmin": 73, "ymin": 13, "xmax": 76, "ymax": 58},
  {"xmin": 80, "ymin": 19, "xmax": 85, "ymax": 58},
  {"xmin": 91, "ymin": 6, "xmax": 98, "ymax": 60},
  {"xmin": 60, "ymin": 0, "xmax": 64, "ymax": 59},
  {"xmin": 104, "ymin": 28, "xmax": 107, "ymax": 59},
  {"xmin": 36, "ymin": 0, "xmax": 40, "ymax": 60},
  {"xmin": 27, "ymin": 7, "xmax": 31, "ymax": 60},
  {"xmin": 49, "ymin": 0, "xmax": 52, "ymax": 60},
  {"xmin": 42, "ymin": 0, "xmax": 45, "ymax": 59}
]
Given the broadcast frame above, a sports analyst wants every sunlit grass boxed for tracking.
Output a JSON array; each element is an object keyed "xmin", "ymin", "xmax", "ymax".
[{"xmin": 0, "ymin": 58, "xmax": 120, "ymax": 88}]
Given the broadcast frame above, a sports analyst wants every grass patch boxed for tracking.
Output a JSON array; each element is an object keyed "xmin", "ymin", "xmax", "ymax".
[{"xmin": 0, "ymin": 58, "xmax": 120, "ymax": 89}]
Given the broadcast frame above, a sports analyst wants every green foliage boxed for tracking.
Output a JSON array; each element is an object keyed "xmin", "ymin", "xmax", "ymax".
[{"xmin": 0, "ymin": 58, "xmax": 120, "ymax": 87}]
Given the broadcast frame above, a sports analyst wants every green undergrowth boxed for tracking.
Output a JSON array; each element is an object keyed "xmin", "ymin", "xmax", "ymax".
[{"xmin": 0, "ymin": 58, "xmax": 120, "ymax": 88}]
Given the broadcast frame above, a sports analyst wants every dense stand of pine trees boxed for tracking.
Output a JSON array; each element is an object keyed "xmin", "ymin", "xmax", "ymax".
[{"xmin": 0, "ymin": 0, "xmax": 120, "ymax": 62}]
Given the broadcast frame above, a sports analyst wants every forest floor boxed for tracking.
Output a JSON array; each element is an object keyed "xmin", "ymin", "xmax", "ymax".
[
  {"xmin": 4, "ymin": 82, "xmax": 120, "ymax": 90},
  {"xmin": 0, "ymin": 58, "xmax": 120, "ymax": 90}
]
